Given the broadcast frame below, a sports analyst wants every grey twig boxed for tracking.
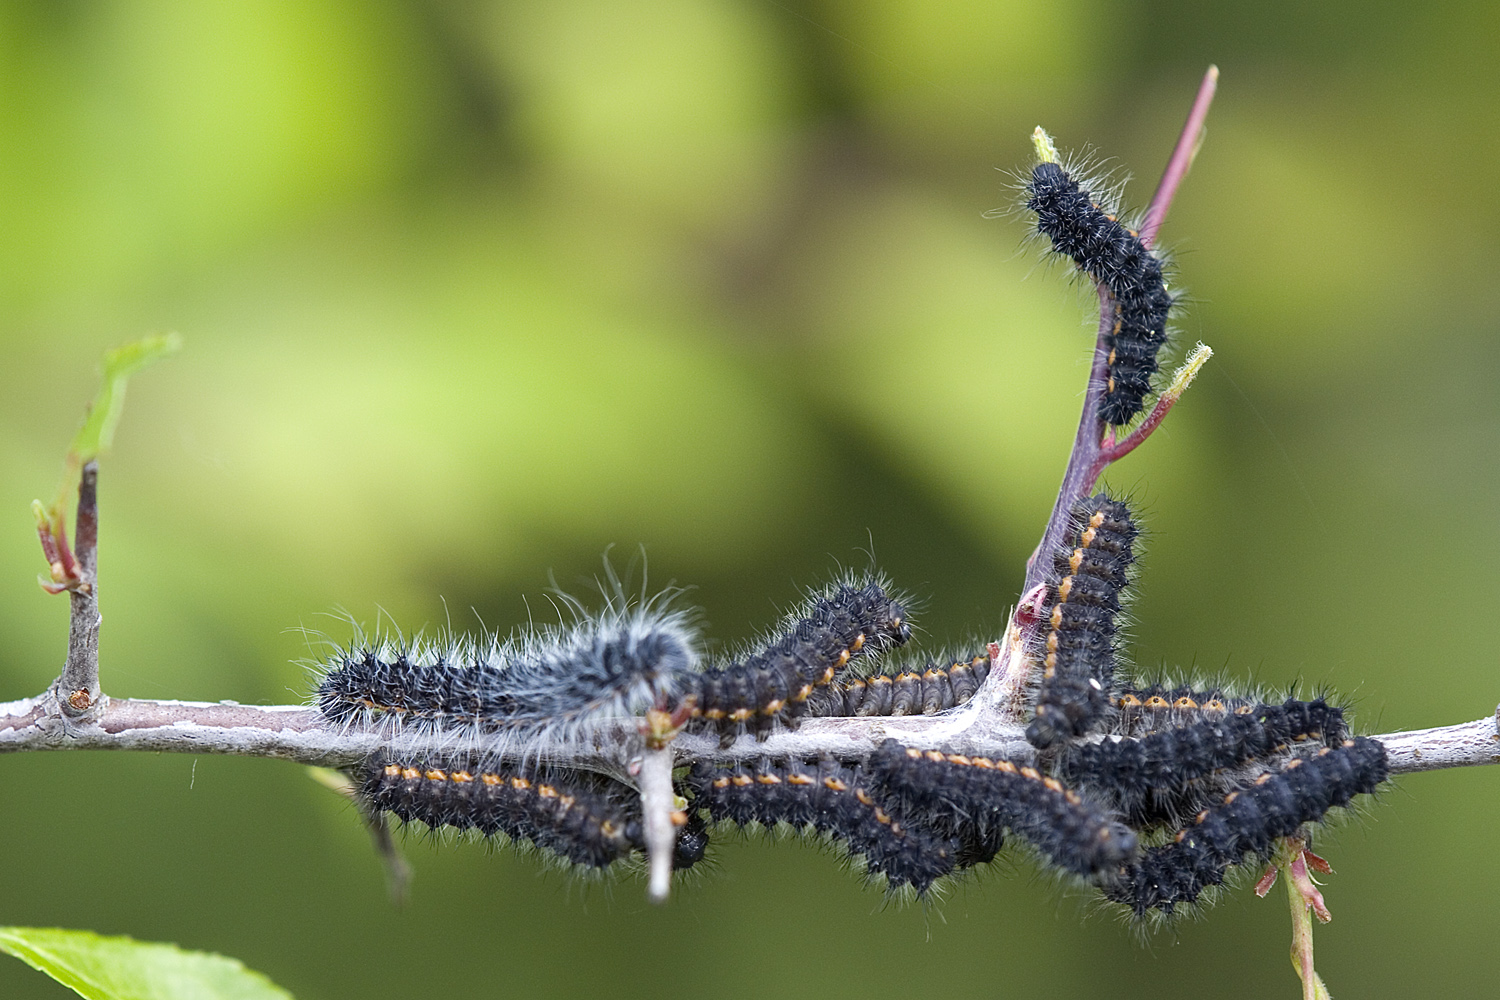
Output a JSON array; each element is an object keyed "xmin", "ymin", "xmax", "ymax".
[
  {"xmin": 1365, "ymin": 708, "xmax": 1500, "ymax": 774},
  {"xmin": 54, "ymin": 462, "xmax": 102, "ymax": 721},
  {"xmin": 0, "ymin": 691, "xmax": 1492, "ymax": 777}
]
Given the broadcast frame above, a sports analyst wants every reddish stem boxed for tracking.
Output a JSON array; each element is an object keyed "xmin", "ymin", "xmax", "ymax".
[
  {"xmin": 1140, "ymin": 65, "xmax": 1219, "ymax": 250},
  {"xmin": 36, "ymin": 509, "xmax": 84, "ymax": 592},
  {"xmin": 1090, "ymin": 381, "xmax": 1184, "ymax": 476}
]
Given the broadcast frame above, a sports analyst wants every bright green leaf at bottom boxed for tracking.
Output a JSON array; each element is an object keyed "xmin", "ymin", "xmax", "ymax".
[{"xmin": 0, "ymin": 927, "xmax": 293, "ymax": 1000}]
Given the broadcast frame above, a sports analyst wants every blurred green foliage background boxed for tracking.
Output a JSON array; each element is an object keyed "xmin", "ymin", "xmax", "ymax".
[{"xmin": 1, "ymin": 2, "xmax": 1497, "ymax": 997}]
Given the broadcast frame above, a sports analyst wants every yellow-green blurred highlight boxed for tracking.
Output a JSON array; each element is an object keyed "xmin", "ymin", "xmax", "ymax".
[{"xmin": 1, "ymin": 2, "xmax": 1499, "ymax": 999}]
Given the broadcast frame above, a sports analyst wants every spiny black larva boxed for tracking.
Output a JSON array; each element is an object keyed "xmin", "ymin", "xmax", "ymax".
[
  {"xmin": 1113, "ymin": 684, "xmax": 1259, "ymax": 737},
  {"xmin": 690, "ymin": 577, "xmax": 912, "ymax": 744},
  {"xmin": 1103, "ymin": 737, "xmax": 1389, "ymax": 918},
  {"xmin": 1056, "ymin": 696, "xmax": 1351, "ymax": 828},
  {"xmin": 1025, "ymin": 134, "xmax": 1176, "ymax": 425},
  {"xmin": 1111, "ymin": 684, "xmax": 1349, "ymax": 743},
  {"xmin": 685, "ymin": 756, "xmax": 960, "ymax": 893},
  {"xmin": 868, "ymin": 741, "xmax": 1138, "ymax": 882},
  {"xmin": 315, "ymin": 600, "xmax": 697, "ymax": 745},
  {"xmin": 804, "ymin": 650, "xmax": 991, "ymax": 718},
  {"xmin": 360, "ymin": 752, "xmax": 708, "ymax": 871},
  {"xmin": 1027, "ymin": 492, "xmax": 1139, "ymax": 747}
]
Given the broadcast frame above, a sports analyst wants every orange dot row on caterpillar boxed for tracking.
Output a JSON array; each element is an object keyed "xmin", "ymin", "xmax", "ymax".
[
  {"xmin": 1118, "ymin": 692, "xmax": 1244, "ymax": 714},
  {"xmin": 901, "ymin": 746, "xmax": 1087, "ymax": 806},
  {"xmin": 382, "ymin": 762, "xmax": 692, "ymax": 829},
  {"xmin": 1172, "ymin": 740, "xmax": 1362, "ymax": 842},
  {"xmin": 692, "ymin": 630, "xmax": 870, "ymax": 724},
  {"xmin": 701, "ymin": 765, "xmax": 908, "ymax": 833}
]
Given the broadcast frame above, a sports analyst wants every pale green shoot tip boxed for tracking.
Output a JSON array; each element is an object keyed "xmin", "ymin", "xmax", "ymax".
[
  {"xmin": 1163, "ymin": 342, "xmax": 1212, "ymax": 401},
  {"xmin": 1031, "ymin": 127, "xmax": 1060, "ymax": 164}
]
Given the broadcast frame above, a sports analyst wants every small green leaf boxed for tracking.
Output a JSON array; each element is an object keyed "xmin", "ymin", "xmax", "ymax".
[
  {"xmin": 71, "ymin": 332, "xmax": 182, "ymax": 463},
  {"xmin": 0, "ymin": 927, "xmax": 293, "ymax": 1000}
]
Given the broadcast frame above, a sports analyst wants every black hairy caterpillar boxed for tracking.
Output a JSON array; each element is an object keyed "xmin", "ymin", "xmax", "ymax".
[
  {"xmin": 1113, "ymin": 685, "xmax": 1348, "ymax": 742},
  {"xmin": 1113, "ymin": 685, "xmax": 1348, "ymax": 740},
  {"xmin": 1113, "ymin": 684, "xmax": 1261, "ymax": 736},
  {"xmin": 316, "ymin": 603, "xmax": 697, "ymax": 740},
  {"xmin": 1025, "ymin": 145, "xmax": 1176, "ymax": 425},
  {"xmin": 1057, "ymin": 696, "xmax": 1350, "ymax": 827},
  {"xmin": 360, "ymin": 752, "xmax": 708, "ymax": 870},
  {"xmin": 804, "ymin": 650, "xmax": 991, "ymax": 717},
  {"xmin": 685, "ymin": 757, "xmax": 960, "ymax": 892},
  {"xmin": 690, "ymin": 578, "xmax": 911, "ymax": 743},
  {"xmin": 1027, "ymin": 493, "xmax": 1139, "ymax": 747},
  {"xmin": 868, "ymin": 741, "xmax": 1138, "ymax": 881},
  {"xmin": 1105, "ymin": 737, "xmax": 1389, "ymax": 917}
]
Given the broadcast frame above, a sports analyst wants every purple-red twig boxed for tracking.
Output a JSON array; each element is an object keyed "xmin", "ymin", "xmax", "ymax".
[{"xmin": 1141, "ymin": 65, "xmax": 1219, "ymax": 250}]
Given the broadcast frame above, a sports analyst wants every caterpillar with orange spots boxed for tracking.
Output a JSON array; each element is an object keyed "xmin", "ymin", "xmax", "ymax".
[
  {"xmin": 1105, "ymin": 737, "xmax": 1388, "ymax": 917},
  {"xmin": 1057, "ymin": 695, "xmax": 1350, "ymax": 827},
  {"xmin": 1112, "ymin": 684, "xmax": 1260, "ymax": 737},
  {"xmin": 690, "ymin": 577, "xmax": 912, "ymax": 743},
  {"xmin": 868, "ymin": 740, "xmax": 1137, "ymax": 881},
  {"xmin": 316, "ymin": 574, "xmax": 909, "ymax": 749},
  {"xmin": 1025, "ymin": 141, "xmax": 1176, "ymax": 425},
  {"xmin": 1027, "ymin": 493, "xmax": 1138, "ymax": 747},
  {"xmin": 360, "ymin": 752, "xmax": 708, "ymax": 871},
  {"xmin": 685, "ymin": 756, "xmax": 960, "ymax": 892},
  {"xmin": 804, "ymin": 650, "xmax": 991, "ymax": 718}
]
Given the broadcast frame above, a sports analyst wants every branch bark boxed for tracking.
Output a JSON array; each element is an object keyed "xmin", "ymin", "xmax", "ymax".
[
  {"xmin": 53, "ymin": 462, "xmax": 102, "ymax": 721},
  {"xmin": 2, "ymin": 691, "xmax": 1493, "ymax": 778}
]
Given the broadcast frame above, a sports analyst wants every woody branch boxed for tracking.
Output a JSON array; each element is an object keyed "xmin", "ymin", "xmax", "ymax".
[{"xmin": 0, "ymin": 692, "xmax": 1493, "ymax": 777}]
